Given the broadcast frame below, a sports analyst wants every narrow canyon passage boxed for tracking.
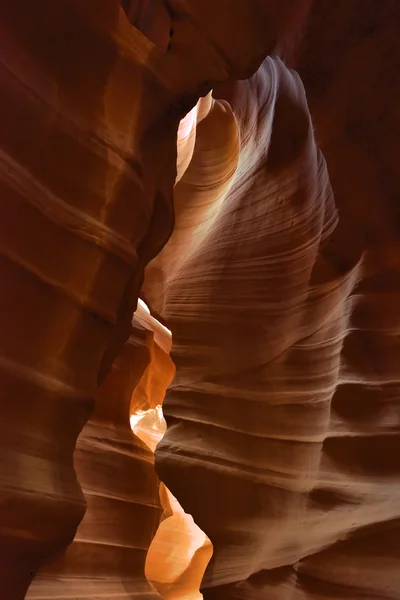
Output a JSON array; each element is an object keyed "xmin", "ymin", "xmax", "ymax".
[
  {"xmin": 130, "ymin": 301, "xmax": 213, "ymax": 600},
  {"xmin": 26, "ymin": 297, "xmax": 211, "ymax": 600}
]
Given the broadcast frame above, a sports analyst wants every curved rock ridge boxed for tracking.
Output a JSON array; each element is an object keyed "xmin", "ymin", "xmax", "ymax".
[
  {"xmin": 154, "ymin": 54, "xmax": 400, "ymax": 598},
  {"xmin": 2, "ymin": 1, "xmax": 399, "ymax": 599},
  {"xmin": 121, "ymin": 0, "xmax": 172, "ymax": 52},
  {"xmin": 293, "ymin": 0, "xmax": 400, "ymax": 271},
  {"xmin": 146, "ymin": 484, "xmax": 213, "ymax": 600},
  {"xmin": 0, "ymin": 1, "xmax": 314, "ymax": 591},
  {"xmin": 26, "ymin": 302, "xmax": 175, "ymax": 599},
  {"xmin": 132, "ymin": 406, "xmax": 213, "ymax": 600},
  {"xmin": 131, "ymin": 303, "xmax": 213, "ymax": 600},
  {"xmin": 175, "ymin": 93, "xmax": 214, "ymax": 185},
  {"xmin": 143, "ymin": 93, "xmax": 240, "ymax": 314},
  {"xmin": 0, "ymin": 2, "xmax": 178, "ymax": 594}
]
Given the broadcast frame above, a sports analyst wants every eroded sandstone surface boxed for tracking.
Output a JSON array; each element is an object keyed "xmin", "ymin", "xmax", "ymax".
[
  {"xmin": 0, "ymin": 1, "xmax": 399, "ymax": 599},
  {"xmin": 153, "ymin": 3, "xmax": 400, "ymax": 598}
]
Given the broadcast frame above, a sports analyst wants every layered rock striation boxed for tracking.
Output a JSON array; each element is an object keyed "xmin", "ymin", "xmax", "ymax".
[
  {"xmin": 0, "ymin": 1, "xmax": 304, "ymax": 591},
  {"xmin": 0, "ymin": 2, "xmax": 177, "ymax": 594},
  {"xmin": 155, "ymin": 49, "xmax": 400, "ymax": 600},
  {"xmin": 26, "ymin": 302, "xmax": 174, "ymax": 599},
  {"xmin": 1, "ymin": 1, "xmax": 399, "ymax": 599}
]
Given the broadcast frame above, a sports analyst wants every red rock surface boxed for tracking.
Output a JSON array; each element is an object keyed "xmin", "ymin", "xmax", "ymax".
[
  {"xmin": 153, "ymin": 4, "xmax": 400, "ymax": 597},
  {"xmin": 26, "ymin": 297, "xmax": 210, "ymax": 600},
  {"xmin": 131, "ymin": 303, "xmax": 212, "ymax": 600},
  {"xmin": 0, "ymin": 2, "xmax": 178, "ymax": 595},
  {"xmin": 1, "ymin": 1, "xmax": 399, "ymax": 599},
  {"xmin": 146, "ymin": 484, "xmax": 213, "ymax": 600},
  {"xmin": 143, "ymin": 93, "xmax": 239, "ymax": 314},
  {"xmin": 27, "ymin": 305, "xmax": 166, "ymax": 599}
]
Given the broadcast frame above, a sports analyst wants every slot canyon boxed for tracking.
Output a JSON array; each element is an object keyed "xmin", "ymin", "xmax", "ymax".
[{"xmin": 0, "ymin": 1, "xmax": 399, "ymax": 599}]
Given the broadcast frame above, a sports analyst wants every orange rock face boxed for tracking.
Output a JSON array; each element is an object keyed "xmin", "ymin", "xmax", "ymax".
[
  {"xmin": 27, "ymin": 310, "xmax": 164, "ymax": 599},
  {"xmin": 153, "ymin": 11, "xmax": 400, "ymax": 595},
  {"xmin": 143, "ymin": 93, "xmax": 240, "ymax": 314},
  {"xmin": 131, "ymin": 304, "xmax": 213, "ymax": 600},
  {"xmin": 0, "ymin": 2, "xmax": 178, "ymax": 594},
  {"xmin": 1, "ymin": 1, "xmax": 400, "ymax": 600},
  {"xmin": 146, "ymin": 485, "xmax": 213, "ymax": 600},
  {"xmin": 26, "ymin": 298, "xmax": 211, "ymax": 600}
]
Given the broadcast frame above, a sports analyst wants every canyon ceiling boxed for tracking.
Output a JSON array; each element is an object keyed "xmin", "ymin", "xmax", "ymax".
[{"xmin": 0, "ymin": 1, "xmax": 399, "ymax": 599}]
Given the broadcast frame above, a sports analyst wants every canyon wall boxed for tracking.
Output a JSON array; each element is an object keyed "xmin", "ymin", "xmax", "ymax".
[
  {"xmin": 0, "ymin": 2, "xmax": 177, "ymax": 595},
  {"xmin": 1, "ymin": 1, "xmax": 399, "ymax": 599},
  {"xmin": 153, "ymin": 3, "xmax": 400, "ymax": 599},
  {"xmin": 26, "ymin": 302, "xmax": 175, "ymax": 600},
  {"xmin": 0, "ymin": 1, "xmax": 307, "ymax": 593}
]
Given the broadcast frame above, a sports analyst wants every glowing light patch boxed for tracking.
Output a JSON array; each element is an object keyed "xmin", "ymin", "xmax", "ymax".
[{"xmin": 138, "ymin": 298, "xmax": 150, "ymax": 313}]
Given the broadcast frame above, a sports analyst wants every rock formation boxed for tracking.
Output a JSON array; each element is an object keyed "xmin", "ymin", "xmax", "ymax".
[
  {"xmin": 1, "ymin": 1, "xmax": 399, "ymax": 599},
  {"xmin": 143, "ymin": 93, "xmax": 240, "ymax": 315},
  {"xmin": 153, "ymin": 3, "xmax": 400, "ymax": 598},
  {"xmin": 131, "ymin": 303, "xmax": 213, "ymax": 600},
  {"xmin": 0, "ymin": 2, "xmax": 177, "ymax": 594},
  {"xmin": 27, "ymin": 298, "xmax": 209, "ymax": 600},
  {"xmin": 146, "ymin": 485, "xmax": 213, "ymax": 600},
  {"xmin": 26, "ymin": 301, "xmax": 175, "ymax": 599}
]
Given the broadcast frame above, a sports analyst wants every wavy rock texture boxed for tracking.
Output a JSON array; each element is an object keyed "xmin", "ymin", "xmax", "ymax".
[
  {"xmin": 146, "ymin": 484, "xmax": 213, "ymax": 600},
  {"xmin": 2, "ymin": 1, "xmax": 399, "ymax": 599},
  {"xmin": 26, "ymin": 302, "xmax": 173, "ymax": 599},
  {"xmin": 143, "ymin": 93, "xmax": 240, "ymax": 315},
  {"xmin": 131, "ymin": 304, "xmax": 213, "ymax": 600},
  {"xmin": 154, "ymin": 49, "xmax": 400, "ymax": 599},
  {"xmin": 28, "ymin": 298, "xmax": 211, "ymax": 600},
  {"xmin": 0, "ymin": 0, "xmax": 309, "ymax": 592},
  {"xmin": 133, "ymin": 408, "xmax": 213, "ymax": 600},
  {"xmin": 0, "ymin": 2, "xmax": 182, "ymax": 595}
]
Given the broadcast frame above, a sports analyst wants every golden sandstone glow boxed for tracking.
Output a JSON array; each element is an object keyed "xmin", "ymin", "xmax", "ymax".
[{"xmin": 131, "ymin": 299, "xmax": 212, "ymax": 600}]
